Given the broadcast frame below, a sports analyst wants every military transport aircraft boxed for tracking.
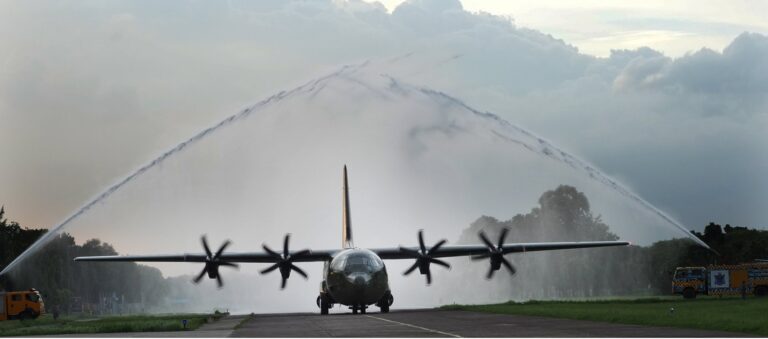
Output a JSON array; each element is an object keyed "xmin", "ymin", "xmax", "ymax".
[{"xmin": 75, "ymin": 166, "xmax": 629, "ymax": 314}]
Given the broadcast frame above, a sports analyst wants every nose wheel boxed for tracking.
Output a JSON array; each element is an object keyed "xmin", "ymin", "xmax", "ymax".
[{"xmin": 351, "ymin": 305, "xmax": 367, "ymax": 314}]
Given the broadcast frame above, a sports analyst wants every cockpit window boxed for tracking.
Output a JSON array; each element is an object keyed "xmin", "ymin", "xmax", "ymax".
[{"xmin": 331, "ymin": 251, "xmax": 383, "ymax": 273}]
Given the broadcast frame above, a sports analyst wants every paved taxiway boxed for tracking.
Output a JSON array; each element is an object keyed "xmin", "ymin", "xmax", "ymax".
[{"xmin": 232, "ymin": 309, "xmax": 749, "ymax": 337}]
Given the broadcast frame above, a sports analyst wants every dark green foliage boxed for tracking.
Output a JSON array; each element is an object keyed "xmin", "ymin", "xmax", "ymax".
[
  {"xmin": 0, "ymin": 207, "xmax": 169, "ymax": 314},
  {"xmin": 0, "ymin": 206, "xmax": 47, "ymax": 272}
]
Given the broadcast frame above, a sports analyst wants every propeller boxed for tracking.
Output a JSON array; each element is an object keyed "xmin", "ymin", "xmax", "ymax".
[
  {"xmin": 471, "ymin": 228, "xmax": 516, "ymax": 279},
  {"xmin": 192, "ymin": 235, "xmax": 239, "ymax": 288},
  {"xmin": 399, "ymin": 230, "xmax": 450, "ymax": 285},
  {"xmin": 260, "ymin": 234, "xmax": 310, "ymax": 289}
]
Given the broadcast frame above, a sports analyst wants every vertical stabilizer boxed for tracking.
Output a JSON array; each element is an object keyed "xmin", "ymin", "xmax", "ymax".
[{"xmin": 342, "ymin": 165, "xmax": 354, "ymax": 248}]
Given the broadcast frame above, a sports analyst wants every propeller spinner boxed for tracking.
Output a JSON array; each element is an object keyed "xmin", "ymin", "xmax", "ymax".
[
  {"xmin": 472, "ymin": 228, "xmax": 517, "ymax": 279},
  {"xmin": 400, "ymin": 230, "xmax": 450, "ymax": 285},
  {"xmin": 260, "ymin": 234, "xmax": 310, "ymax": 289},
  {"xmin": 192, "ymin": 235, "xmax": 239, "ymax": 288}
]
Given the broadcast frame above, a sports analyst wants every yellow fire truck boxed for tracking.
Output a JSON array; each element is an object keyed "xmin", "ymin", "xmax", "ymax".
[
  {"xmin": 672, "ymin": 263, "xmax": 768, "ymax": 299},
  {"xmin": 0, "ymin": 289, "xmax": 45, "ymax": 321}
]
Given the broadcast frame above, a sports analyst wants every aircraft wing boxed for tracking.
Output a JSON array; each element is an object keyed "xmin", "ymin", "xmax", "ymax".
[
  {"xmin": 373, "ymin": 241, "xmax": 629, "ymax": 260},
  {"xmin": 74, "ymin": 249, "xmax": 338, "ymax": 263}
]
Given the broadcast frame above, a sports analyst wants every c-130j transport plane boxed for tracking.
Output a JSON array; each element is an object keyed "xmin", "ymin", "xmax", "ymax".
[{"xmin": 76, "ymin": 166, "xmax": 629, "ymax": 314}]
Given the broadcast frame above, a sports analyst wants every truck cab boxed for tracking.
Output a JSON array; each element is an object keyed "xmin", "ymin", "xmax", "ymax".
[
  {"xmin": 672, "ymin": 267, "xmax": 707, "ymax": 299},
  {"xmin": 0, "ymin": 289, "xmax": 45, "ymax": 321}
]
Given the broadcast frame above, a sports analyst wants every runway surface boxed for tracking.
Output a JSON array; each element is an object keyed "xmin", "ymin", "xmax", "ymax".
[{"xmin": 232, "ymin": 309, "xmax": 749, "ymax": 337}]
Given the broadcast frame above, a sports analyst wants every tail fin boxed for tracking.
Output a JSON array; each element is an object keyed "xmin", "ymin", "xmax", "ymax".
[{"xmin": 342, "ymin": 165, "xmax": 354, "ymax": 248}]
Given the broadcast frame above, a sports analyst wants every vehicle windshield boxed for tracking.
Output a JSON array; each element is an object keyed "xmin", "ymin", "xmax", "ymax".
[
  {"xmin": 26, "ymin": 293, "xmax": 40, "ymax": 302},
  {"xmin": 674, "ymin": 269, "xmax": 703, "ymax": 280}
]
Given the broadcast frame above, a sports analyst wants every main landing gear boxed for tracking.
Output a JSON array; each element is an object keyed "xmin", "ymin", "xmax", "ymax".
[
  {"xmin": 376, "ymin": 291, "xmax": 394, "ymax": 313},
  {"xmin": 317, "ymin": 294, "xmax": 333, "ymax": 315}
]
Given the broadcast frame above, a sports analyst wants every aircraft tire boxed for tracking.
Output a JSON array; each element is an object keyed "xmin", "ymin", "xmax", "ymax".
[
  {"xmin": 360, "ymin": 306, "xmax": 366, "ymax": 314},
  {"xmin": 352, "ymin": 306, "xmax": 358, "ymax": 314},
  {"xmin": 379, "ymin": 304, "xmax": 389, "ymax": 313},
  {"xmin": 18, "ymin": 309, "xmax": 33, "ymax": 321}
]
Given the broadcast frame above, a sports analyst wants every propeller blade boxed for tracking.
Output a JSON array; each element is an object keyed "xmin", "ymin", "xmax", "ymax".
[
  {"xmin": 471, "ymin": 253, "xmax": 491, "ymax": 260},
  {"xmin": 220, "ymin": 262, "xmax": 239, "ymax": 269},
  {"xmin": 291, "ymin": 264, "xmax": 308, "ymax": 279},
  {"xmin": 486, "ymin": 266, "xmax": 495, "ymax": 279},
  {"xmin": 425, "ymin": 269, "xmax": 432, "ymax": 285},
  {"xmin": 263, "ymin": 244, "xmax": 281, "ymax": 258},
  {"xmin": 215, "ymin": 240, "xmax": 232, "ymax": 258},
  {"xmin": 430, "ymin": 239, "xmax": 447, "ymax": 254},
  {"xmin": 479, "ymin": 231, "xmax": 495, "ymax": 249},
  {"xmin": 399, "ymin": 246, "xmax": 420, "ymax": 257},
  {"xmin": 501, "ymin": 257, "xmax": 516, "ymax": 275},
  {"xmin": 216, "ymin": 274, "xmax": 223, "ymax": 288},
  {"xmin": 430, "ymin": 258, "xmax": 450, "ymax": 269},
  {"xmin": 281, "ymin": 277, "xmax": 287, "ymax": 289},
  {"xmin": 403, "ymin": 261, "xmax": 420, "ymax": 275},
  {"xmin": 283, "ymin": 234, "xmax": 291, "ymax": 257},
  {"xmin": 193, "ymin": 267, "xmax": 207, "ymax": 284},
  {"xmin": 418, "ymin": 230, "xmax": 426, "ymax": 253},
  {"xmin": 260, "ymin": 263, "xmax": 280, "ymax": 274},
  {"xmin": 201, "ymin": 235, "xmax": 213, "ymax": 258},
  {"xmin": 498, "ymin": 228, "xmax": 509, "ymax": 249}
]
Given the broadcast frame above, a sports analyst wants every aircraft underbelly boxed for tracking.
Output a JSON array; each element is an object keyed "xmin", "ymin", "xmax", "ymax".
[{"xmin": 327, "ymin": 271, "xmax": 389, "ymax": 305}]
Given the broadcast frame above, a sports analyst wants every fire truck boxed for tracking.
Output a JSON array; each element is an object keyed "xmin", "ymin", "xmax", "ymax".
[
  {"xmin": 0, "ymin": 289, "xmax": 45, "ymax": 321},
  {"xmin": 672, "ymin": 263, "xmax": 768, "ymax": 299}
]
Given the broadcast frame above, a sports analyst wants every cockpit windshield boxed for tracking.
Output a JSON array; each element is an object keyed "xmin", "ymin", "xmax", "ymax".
[{"xmin": 331, "ymin": 250, "xmax": 384, "ymax": 273}]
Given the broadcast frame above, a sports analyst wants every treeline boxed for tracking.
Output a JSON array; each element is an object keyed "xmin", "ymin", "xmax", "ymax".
[
  {"xmin": 0, "ymin": 207, "xmax": 168, "ymax": 313},
  {"xmin": 456, "ymin": 185, "xmax": 768, "ymax": 298}
]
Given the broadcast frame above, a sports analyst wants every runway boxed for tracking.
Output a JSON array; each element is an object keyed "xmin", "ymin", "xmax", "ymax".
[{"xmin": 231, "ymin": 309, "xmax": 748, "ymax": 337}]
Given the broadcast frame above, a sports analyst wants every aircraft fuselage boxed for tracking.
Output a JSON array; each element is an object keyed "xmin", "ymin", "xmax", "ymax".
[{"xmin": 322, "ymin": 248, "xmax": 390, "ymax": 309}]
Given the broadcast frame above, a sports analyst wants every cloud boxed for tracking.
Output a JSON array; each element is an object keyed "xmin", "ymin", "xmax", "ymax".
[
  {"xmin": 1, "ymin": 0, "xmax": 766, "ymax": 275},
  {"xmin": 613, "ymin": 32, "xmax": 768, "ymax": 97}
]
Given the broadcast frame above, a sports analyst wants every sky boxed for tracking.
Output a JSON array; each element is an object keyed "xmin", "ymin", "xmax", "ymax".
[
  {"xmin": 371, "ymin": 0, "xmax": 768, "ymax": 57},
  {"xmin": 1, "ymin": 0, "xmax": 767, "ymax": 264}
]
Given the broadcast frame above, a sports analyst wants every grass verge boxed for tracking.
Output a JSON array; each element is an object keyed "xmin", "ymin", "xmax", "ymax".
[
  {"xmin": 0, "ymin": 313, "xmax": 220, "ymax": 337},
  {"xmin": 441, "ymin": 296, "xmax": 768, "ymax": 336}
]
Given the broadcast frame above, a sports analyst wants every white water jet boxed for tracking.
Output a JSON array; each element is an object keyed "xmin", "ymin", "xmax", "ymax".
[{"xmin": 1, "ymin": 61, "xmax": 708, "ymax": 278}]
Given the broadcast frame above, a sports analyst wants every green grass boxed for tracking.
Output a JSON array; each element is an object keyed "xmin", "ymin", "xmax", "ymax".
[
  {"xmin": 0, "ymin": 313, "xmax": 219, "ymax": 337},
  {"xmin": 441, "ymin": 296, "xmax": 768, "ymax": 336}
]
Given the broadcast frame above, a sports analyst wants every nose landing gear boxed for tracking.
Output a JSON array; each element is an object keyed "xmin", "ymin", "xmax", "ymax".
[{"xmin": 351, "ymin": 305, "xmax": 367, "ymax": 314}]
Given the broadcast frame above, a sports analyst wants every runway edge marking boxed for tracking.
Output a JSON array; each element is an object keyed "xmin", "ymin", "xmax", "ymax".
[{"xmin": 365, "ymin": 315, "xmax": 462, "ymax": 338}]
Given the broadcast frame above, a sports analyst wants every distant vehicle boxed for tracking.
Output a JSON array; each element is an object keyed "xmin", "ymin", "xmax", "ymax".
[
  {"xmin": 75, "ymin": 166, "xmax": 629, "ymax": 314},
  {"xmin": 0, "ymin": 288, "xmax": 45, "ymax": 321},
  {"xmin": 672, "ymin": 263, "xmax": 768, "ymax": 299}
]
